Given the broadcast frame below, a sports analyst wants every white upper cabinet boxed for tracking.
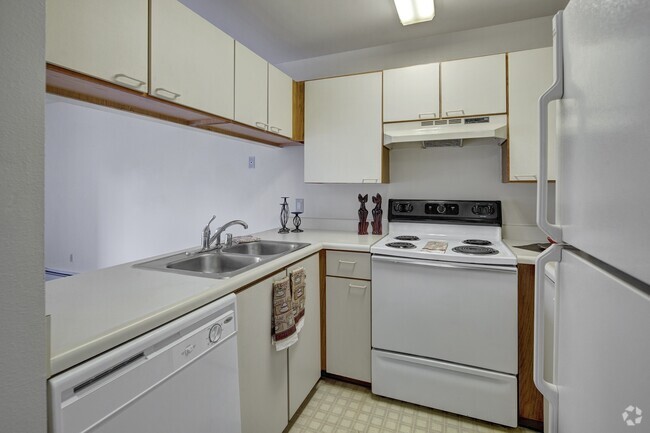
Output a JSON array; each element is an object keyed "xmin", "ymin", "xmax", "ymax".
[
  {"xmin": 235, "ymin": 42, "xmax": 269, "ymax": 130},
  {"xmin": 383, "ymin": 63, "xmax": 440, "ymax": 122},
  {"xmin": 507, "ymin": 48, "xmax": 557, "ymax": 182},
  {"xmin": 150, "ymin": 0, "xmax": 234, "ymax": 118},
  {"xmin": 305, "ymin": 72, "xmax": 384, "ymax": 183},
  {"xmin": 268, "ymin": 65, "xmax": 294, "ymax": 138},
  {"xmin": 441, "ymin": 54, "xmax": 506, "ymax": 117},
  {"xmin": 46, "ymin": 0, "xmax": 148, "ymax": 90}
]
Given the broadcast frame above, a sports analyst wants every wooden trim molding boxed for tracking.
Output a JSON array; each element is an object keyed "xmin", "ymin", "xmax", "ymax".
[
  {"xmin": 46, "ymin": 63, "xmax": 304, "ymax": 148},
  {"xmin": 292, "ymin": 81, "xmax": 305, "ymax": 142},
  {"xmin": 518, "ymin": 263, "xmax": 545, "ymax": 427},
  {"xmin": 319, "ymin": 250, "xmax": 327, "ymax": 371}
]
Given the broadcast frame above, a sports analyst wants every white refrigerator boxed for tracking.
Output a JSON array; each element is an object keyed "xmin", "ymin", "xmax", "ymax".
[{"xmin": 535, "ymin": 2, "xmax": 650, "ymax": 433}]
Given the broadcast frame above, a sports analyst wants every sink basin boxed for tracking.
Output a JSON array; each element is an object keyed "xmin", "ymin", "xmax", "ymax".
[
  {"xmin": 134, "ymin": 240, "xmax": 310, "ymax": 279},
  {"xmin": 222, "ymin": 240, "xmax": 308, "ymax": 256},
  {"xmin": 167, "ymin": 253, "xmax": 262, "ymax": 274}
]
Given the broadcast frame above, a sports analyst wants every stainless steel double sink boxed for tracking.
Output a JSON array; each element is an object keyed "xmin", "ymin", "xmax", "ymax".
[{"xmin": 135, "ymin": 240, "xmax": 310, "ymax": 279}]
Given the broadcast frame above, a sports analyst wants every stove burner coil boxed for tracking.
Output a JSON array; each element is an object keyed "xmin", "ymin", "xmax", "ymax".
[
  {"xmin": 394, "ymin": 235, "xmax": 420, "ymax": 241},
  {"xmin": 462, "ymin": 239, "xmax": 492, "ymax": 246},
  {"xmin": 385, "ymin": 242, "xmax": 417, "ymax": 249},
  {"xmin": 452, "ymin": 246, "xmax": 499, "ymax": 255}
]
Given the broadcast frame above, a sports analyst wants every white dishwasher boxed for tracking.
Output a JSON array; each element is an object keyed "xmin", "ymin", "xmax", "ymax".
[{"xmin": 49, "ymin": 293, "xmax": 241, "ymax": 433}]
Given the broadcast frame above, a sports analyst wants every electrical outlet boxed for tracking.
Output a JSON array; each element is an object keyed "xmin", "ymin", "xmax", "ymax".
[{"xmin": 248, "ymin": 156, "xmax": 255, "ymax": 169}]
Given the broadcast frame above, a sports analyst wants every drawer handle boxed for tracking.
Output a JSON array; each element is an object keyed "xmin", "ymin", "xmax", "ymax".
[
  {"xmin": 255, "ymin": 122, "xmax": 269, "ymax": 130},
  {"xmin": 418, "ymin": 112, "xmax": 437, "ymax": 118},
  {"xmin": 348, "ymin": 284, "xmax": 367, "ymax": 291},
  {"xmin": 338, "ymin": 260, "xmax": 357, "ymax": 266},
  {"xmin": 113, "ymin": 73, "xmax": 146, "ymax": 90},
  {"xmin": 154, "ymin": 88, "xmax": 181, "ymax": 100},
  {"xmin": 445, "ymin": 109, "xmax": 465, "ymax": 116}
]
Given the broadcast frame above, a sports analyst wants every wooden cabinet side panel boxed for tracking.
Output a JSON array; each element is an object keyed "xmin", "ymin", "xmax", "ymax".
[
  {"xmin": 288, "ymin": 254, "xmax": 321, "ymax": 418},
  {"xmin": 237, "ymin": 271, "xmax": 289, "ymax": 433},
  {"xmin": 518, "ymin": 263, "xmax": 545, "ymax": 423},
  {"xmin": 46, "ymin": 0, "xmax": 148, "ymax": 87}
]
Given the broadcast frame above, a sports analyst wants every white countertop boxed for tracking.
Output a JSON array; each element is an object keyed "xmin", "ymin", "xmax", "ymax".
[
  {"xmin": 46, "ymin": 229, "xmax": 384, "ymax": 376},
  {"xmin": 503, "ymin": 239, "xmax": 545, "ymax": 265}
]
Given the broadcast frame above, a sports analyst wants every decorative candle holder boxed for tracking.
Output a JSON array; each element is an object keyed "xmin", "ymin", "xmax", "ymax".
[
  {"xmin": 291, "ymin": 212, "xmax": 303, "ymax": 233},
  {"xmin": 279, "ymin": 197, "xmax": 290, "ymax": 233}
]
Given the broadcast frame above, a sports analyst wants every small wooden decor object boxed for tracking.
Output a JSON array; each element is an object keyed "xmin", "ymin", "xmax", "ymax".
[
  {"xmin": 371, "ymin": 193, "xmax": 383, "ymax": 235},
  {"xmin": 357, "ymin": 194, "xmax": 369, "ymax": 235}
]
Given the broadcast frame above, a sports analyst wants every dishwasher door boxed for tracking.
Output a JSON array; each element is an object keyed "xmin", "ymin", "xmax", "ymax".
[{"xmin": 49, "ymin": 294, "xmax": 241, "ymax": 433}]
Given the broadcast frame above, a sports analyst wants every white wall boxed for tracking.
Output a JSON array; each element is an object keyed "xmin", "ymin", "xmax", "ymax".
[
  {"xmin": 279, "ymin": 16, "xmax": 553, "ymax": 81},
  {"xmin": 45, "ymin": 99, "xmax": 304, "ymax": 272},
  {"xmin": 0, "ymin": 0, "xmax": 47, "ymax": 432}
]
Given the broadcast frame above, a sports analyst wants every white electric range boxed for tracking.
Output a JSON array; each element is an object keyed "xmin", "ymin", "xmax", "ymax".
[{"xmin": 370, "ymin": 199, "xmax": 519, "ymax": 427}]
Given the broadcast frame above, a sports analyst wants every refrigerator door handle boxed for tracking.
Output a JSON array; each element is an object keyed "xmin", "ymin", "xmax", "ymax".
[
  {"xmin": 534, "ymin": 243, "xmax": 562, "ymax": 433},
  {"xmin": 537, "ymin": 11, "xmax": 564, "ymax": 243}
]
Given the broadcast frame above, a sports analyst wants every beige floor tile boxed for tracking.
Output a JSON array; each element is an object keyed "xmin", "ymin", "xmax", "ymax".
[{"xmin": 290, "ymin": 379, "xmax": 533, "ymax": 433}]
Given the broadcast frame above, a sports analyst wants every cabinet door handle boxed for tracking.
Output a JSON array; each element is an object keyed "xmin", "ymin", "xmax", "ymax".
[
  {"xmin": 154, "ymin": 88, "xmax": 181, "ymax": 100},
  {"xmin": 269, "ymin": 126, "xmax": 281, "ymax": 133},
  {"xmin": 255, "ymin": 122, "xmax": 268, "ymax": 130},
  {"xmin": 514, "ymin": 175, "xmax": 538, "ymax": 181},
  {"xmin": 362, "ymin": 178, "xmax": 378, "ymax": 183},
  {"xmin": 445, "ymin": 109, "xmax": 465, "ymax": 116},
  {"xmin": 113, "ymin": 73, "xmax": 146, "ymax": 90},
  {"xmin": 348, "ymin": 283, "xmax": 367, "ymax": 291},
  {"xmin": 418, "ymin": 112, "xmax": 437, "ymax": 118}
]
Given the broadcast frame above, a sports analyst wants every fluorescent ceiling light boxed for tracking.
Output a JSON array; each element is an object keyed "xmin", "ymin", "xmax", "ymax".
[{"xmin": 394, "ymin": 0, "xmax": 435, "ymax": 26}]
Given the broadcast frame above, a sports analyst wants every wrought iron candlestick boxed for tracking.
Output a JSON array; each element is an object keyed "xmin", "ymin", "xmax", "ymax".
[
  {"xmin": 358, "ymin": 194, "xmax": 369, "ymax": 235},
  {"xmin": 278, "ymin": 197, "xmax": 290, "ymax": 233},
  {"xmin": 371, "ymin": 193, "xmax": 383, "ymax": 235},
  {"xmin": 291, "ymin": 212, "xmax": 303, "ymax": 233}
]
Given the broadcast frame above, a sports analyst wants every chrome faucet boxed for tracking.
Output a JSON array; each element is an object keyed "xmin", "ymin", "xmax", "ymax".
[{"xmin": 202, "ymin": 216, "xmax": 248, "ymax": 251}]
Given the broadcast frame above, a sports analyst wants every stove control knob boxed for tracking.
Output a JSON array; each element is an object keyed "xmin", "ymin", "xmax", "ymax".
[
  {"xmin": 208, "ymin": 323, "xmax": 222, "ymax": 343},
  {"xmin": 472, "ymin": 204, "xmax": 495, "ymax": 215},
  {"xmin": 436, "ymin": 204, "xmax": 446, "ymax": 214},
  {"xmin": 394, "ymin": 203, "xmax": 414, "ymax": 213}
]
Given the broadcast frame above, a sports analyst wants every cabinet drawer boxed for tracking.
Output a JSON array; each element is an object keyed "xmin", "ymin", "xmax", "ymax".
[{"xmin": 326, "ymin": 251, "xmax": 371, "ymax": 280}]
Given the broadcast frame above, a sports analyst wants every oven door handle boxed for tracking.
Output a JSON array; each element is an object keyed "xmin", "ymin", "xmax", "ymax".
[{"xmin": 371, "ymin": 255, "xmax": 517, "ymax": 274}]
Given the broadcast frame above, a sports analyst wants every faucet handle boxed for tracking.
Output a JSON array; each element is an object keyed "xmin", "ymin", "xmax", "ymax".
[{"xmin": 203, "ymin": 215, "xmax": 216, "ymax": 236}]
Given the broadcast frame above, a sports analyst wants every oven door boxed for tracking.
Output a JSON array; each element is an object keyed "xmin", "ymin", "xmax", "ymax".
[{"xmin": 371, "ymin": 255, "xmax": 518, "ymax": 374}]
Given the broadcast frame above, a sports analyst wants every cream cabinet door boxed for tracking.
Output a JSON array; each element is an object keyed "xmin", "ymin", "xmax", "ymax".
[
  {"xmin": 508, "ymin": 48, "xmax": 558, "ymax": 182},
  {"xmin": 237, "ymin": 271, "xmax": 289, "ymax": 433},
  {"xmin": 287, "ymin": 254, "xmax": 321, "ymax": 418},
  {"xmin": 383, "ymin": 63, "xmax": 440, "ymax": 122},
  {"xmin": 46, "ymin": 0, "xmax": 148, "ymax": 90},
  {"xmin": 325, "ymin": 276, "xmax": 371, "ymax": 382},
  {"xmin": 305, "ymin": 72, "xmax": 383, "ymax": 183},
  {"xmin": 441, "ymin": 54, "xmax": 506, "ymax": 117},
  {"xmin": 268, "ymin": 65, "xmax": 294, "ymax": 138},
  {"xmin": 235, "ymin": 42, "xmax": 269, "ymax": 130},
  {"xmin": 150, "ymin": 0, "xmax": 234, "ymax": 118}
]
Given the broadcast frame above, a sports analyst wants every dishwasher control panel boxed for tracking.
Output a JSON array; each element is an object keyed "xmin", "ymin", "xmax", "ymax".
[{"xmin": 172, "ymin": 310, "xmax": 236, "ymax": 369}]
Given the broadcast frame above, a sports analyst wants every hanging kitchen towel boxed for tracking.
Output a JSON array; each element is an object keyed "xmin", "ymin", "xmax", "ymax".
[
  {"xmin": 272, "ymin": 276, "xmax": 298, "ymax": 351},
  {"xmin": 290, "ymin": 267, "xmax": 306, "ymax": 333}
]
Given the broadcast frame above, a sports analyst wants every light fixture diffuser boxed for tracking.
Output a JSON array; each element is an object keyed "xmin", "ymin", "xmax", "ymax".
[{"xmin": 394, "ymin": 0, "xmax": 435, "ymax": 26}]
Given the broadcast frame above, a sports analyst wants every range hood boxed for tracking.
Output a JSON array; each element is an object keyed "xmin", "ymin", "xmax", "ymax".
[{"xmin": 383, "ymin": 114, "xmax": 508, "ymax": 149}]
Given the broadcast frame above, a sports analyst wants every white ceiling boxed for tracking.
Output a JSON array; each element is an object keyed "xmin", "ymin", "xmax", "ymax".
[{"xmin": 181, "ymin": 0, "xmax": 569, "ymax": 64}]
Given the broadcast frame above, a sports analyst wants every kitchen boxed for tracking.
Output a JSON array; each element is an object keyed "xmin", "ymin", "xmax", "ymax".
[{"xmin": 2, "ymin": 1, "xmax": 649, "ymax": 433}]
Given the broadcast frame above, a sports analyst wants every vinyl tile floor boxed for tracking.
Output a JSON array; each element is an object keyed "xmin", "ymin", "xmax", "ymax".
[{"xmin": 288, "ymin": 378, "xmax": 537, "ymax": 433}]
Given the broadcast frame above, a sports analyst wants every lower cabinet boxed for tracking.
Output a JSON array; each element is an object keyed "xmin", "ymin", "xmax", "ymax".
[
  {"xmin": 237, "ymin": 254, "xmax": 320, "ymax": 433},
  {"xmin": 325, "ymin": 276, "xmax": 372, "ymax": 382}
]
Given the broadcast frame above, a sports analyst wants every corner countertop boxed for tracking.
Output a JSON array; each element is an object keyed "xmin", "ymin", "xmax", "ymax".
[
  {"xmin": 46, "ymin": 229, "xmax": 385, "ymax": 377},
  {"xmin": 503, "ymin": 239, "xmax": 545, "ymax": 265}
]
